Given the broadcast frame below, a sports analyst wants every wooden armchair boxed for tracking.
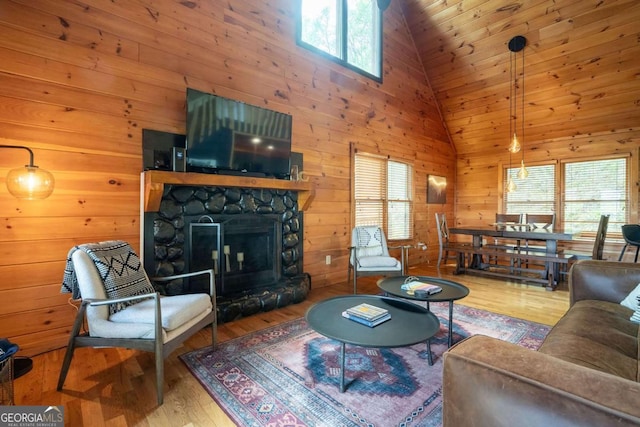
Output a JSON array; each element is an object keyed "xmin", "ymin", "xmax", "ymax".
[
  {"xmin": 57, "ymin": 241, "xmax": 216, "ymax": 405},
  {"xmin": 348, "ymin": 226, "xmax": 405, "ymax": 294}
]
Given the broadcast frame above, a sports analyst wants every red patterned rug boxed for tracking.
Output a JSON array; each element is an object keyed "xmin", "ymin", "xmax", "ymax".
[{"xmin": 180, "ymin": 303, "xmax": 550, "ymax": 426}]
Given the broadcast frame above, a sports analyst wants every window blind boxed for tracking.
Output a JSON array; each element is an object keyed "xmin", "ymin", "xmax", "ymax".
[
  {"xmin": 354, "ymin": 154, "xmax": 385, "ymax": 227},
  {"xmin": 354, "ymin": 152, "xmax": 413, "ymax": 240},
  {"xmin": 504, "ymin": 164, "xmax": 556, "ymax": 216},
  {"xmin": 387, "ymin": 161, "xmax": 413, "ymax": 240},
  {"xmin": 564, "ymin": 158, "xmax": 627, "ymax": 234}
]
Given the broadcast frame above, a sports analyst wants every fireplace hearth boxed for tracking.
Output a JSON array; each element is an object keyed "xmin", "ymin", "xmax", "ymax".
[{"xmin": 143, "ymin": 184, "xmax": 310, "ymax": 323}]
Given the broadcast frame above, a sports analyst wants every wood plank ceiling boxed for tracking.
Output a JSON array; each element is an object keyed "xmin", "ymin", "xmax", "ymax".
[{"xmin": 399, "ymin": 0, "xmax": 640, "ymax": 156}]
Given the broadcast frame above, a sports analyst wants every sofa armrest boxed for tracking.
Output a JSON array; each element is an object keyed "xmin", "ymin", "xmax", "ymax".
[
  {"xmin": 443, "ymin": 335, "xmax": 640, "ymax": 427},
  {"xmin": 569, "ymin": 260, "xmax": 640, "ymax": 306}
]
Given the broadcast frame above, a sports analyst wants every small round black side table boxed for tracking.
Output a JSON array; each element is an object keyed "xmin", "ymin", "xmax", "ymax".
[{"xmin": 377, "ymin": 276, "xmax": 469, "ymax": 347}]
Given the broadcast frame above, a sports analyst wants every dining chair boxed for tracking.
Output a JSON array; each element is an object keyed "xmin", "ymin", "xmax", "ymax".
[
  {"xmin": 518, "ymin": 213, "xmax": 557, "ymax": 273},
  {"xmin": 525, "ymin": 214, "xmax": 555, "ymax": 231},
  {"xmin": 488, "ymin": 213, "xmax": 522, "ymax": 266},
  {"xmin": 564, "ymin": 215, "xmax": 610, "ymax": 273},
  {"xmin": 435, "ymin": 213, "xmax": 470, "ymax": 269},
  {"xmin": 618, "ymin": 224, "xmax": 640, "ymax": 262},
  {"xmin": 495, "ymin": 213, "xmax": 522, "ymax": 229},
  {"xmin": 348, "ymin": 225, "xmax": 405, "ymax": 294},
  {"xmin": 58, "ymin": 240, "xmax": 217, "ymax": 405}
]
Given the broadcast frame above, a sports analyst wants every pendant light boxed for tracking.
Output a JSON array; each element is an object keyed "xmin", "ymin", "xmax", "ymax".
[{"xmin": 507, "ymin": 35, "xmax": 529, "ymax": 181}]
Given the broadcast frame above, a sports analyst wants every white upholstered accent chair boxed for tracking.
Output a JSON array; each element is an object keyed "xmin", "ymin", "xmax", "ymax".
[
  {"xmin": 57, "ymin": 247, "xmax": 217, "ymax": 405},
  {"xmin": 348, "ymin": 226, "xmax": 405, "ymax": 294}
]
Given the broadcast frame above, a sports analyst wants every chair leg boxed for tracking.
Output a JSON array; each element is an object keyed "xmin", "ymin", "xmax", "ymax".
[
  {"xmin": 57, "ymin": 302, "xmax": 88, "ymax": 391},
  {"xmin": 155, "ymin": 347, "xmax": 164, "ymax": 405},
  {"xmin": 437, "ymin": 246, "xmax": 443, "ymax": 269},
  {"xmin": 618, "ymin": 244, "xmax": 628, "ymax": 261},
  {"xmin": 635, "ymin": 247, "xmax": 639, "ymax": 263},
  {"xmin": 56, "ymin": 340, "xmax": 77, "ymax": 391},
  {"xmin": 353, "ymin": 268, "xmax": 358, "ymax": 294}
]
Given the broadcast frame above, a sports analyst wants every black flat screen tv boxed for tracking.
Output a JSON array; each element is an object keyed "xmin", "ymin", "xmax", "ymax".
[{"xmin": 186, "ymin": 88, "xmax": 292, "ymax": 178}]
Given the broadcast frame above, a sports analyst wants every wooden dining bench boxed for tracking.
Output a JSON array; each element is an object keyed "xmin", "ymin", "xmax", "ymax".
[{"xmin": 451, "ymin": 245, "xmax": 577, "ymax": 291}]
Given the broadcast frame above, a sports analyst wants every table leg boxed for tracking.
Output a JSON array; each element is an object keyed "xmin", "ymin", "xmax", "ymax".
[
  {"xmin": 426, "ymin": 339, "xmax": 433, "ymax": 366},
  {"xmin": 545, "ymin": 241, "xmax": 559, "ymax": 286},
  {"xmin": 340, "ymin": 342, "xmax": 345, "ymax": 392}
]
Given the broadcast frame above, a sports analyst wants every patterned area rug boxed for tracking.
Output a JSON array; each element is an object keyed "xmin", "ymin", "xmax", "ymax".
[{"xmin": 180, "ymin": 303, "xmax": 550, "ymax": 426}]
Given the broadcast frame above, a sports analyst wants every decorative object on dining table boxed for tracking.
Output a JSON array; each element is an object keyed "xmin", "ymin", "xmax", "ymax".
[{"xmin": 427, "ymin": 174, "xmax": 446, "ymax": 204}]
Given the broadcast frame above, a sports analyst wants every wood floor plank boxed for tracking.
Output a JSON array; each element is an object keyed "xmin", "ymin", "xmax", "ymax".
[{"xmin": 13, "ymin": 263, "xmax": 569, "ymax": 426}]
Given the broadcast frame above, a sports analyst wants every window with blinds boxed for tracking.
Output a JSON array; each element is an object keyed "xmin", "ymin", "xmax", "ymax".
[
  {"xmin": 354, "ymin": 152, "xmax": 413, "ymax": 240},
  {"xmin": 503, "ymin": 164, "xmax": 556, "ymax": 216},
  {"xmin": 503, "ymin": 157, "xmax": 629, "ymax": 235},
  {"xmin": 563, "ymin": 157, "xmax": 627, "ymax": 234}
]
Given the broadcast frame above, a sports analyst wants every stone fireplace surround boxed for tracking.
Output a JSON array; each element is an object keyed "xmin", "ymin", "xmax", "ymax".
[{"xmin": 141, "ymin": 172, "xmax": 312, "ymax": 323}]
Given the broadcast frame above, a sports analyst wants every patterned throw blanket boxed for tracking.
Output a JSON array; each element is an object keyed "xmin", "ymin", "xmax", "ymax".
[{"xmin": 61, "ymin": 240, "xmax": 155, "ymax": 315}]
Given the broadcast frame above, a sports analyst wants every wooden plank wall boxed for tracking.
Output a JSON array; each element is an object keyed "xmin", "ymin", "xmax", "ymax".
[{"xmin": 0, "ymin": 0, "xmax": 455, "ymax": 356}]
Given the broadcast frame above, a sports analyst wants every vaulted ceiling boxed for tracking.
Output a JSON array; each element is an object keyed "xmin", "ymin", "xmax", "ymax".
[{"xmin": 399, "ymin": 0, "xmax": 640, "ymax": 156}]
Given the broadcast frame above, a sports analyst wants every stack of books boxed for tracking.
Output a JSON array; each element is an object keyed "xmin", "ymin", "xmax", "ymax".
[{"xmin": 342, "ymin": 303, "xmax": 391, "ymax": 327}]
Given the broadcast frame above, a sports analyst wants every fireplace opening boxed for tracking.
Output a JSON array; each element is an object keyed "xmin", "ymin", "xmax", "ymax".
[{"xmin": 187, "ymin": 214, "xmax": 282, "ymax": 297}]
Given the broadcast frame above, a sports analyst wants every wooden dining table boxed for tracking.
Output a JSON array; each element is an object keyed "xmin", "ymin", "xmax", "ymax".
[
  {"xmin": 448, "ymin": 224, "xmax": 574, "ymax": 289},
  {"xmin": 451, "ymin": 225, "xmax": 572, "ymax": 252}
]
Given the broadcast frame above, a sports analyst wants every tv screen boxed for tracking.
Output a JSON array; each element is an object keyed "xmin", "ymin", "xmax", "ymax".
[{"xmin": 186, "ymin": 88, "xmax": 292, "ymax": 178}]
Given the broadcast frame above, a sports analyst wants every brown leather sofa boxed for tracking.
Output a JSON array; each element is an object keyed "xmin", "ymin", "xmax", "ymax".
[{"xmin": 442, "ymin": 260, "xmax": 640, "ymax": 426}]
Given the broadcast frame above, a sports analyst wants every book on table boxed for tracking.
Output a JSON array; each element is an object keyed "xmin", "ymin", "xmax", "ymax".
[
  {"xmin": 346, "ymin": 303, "xmax": 389, "ymax": 321},
  {"xmin": 401, "ymin": 281, "xmax": 442, "ymax": 296},
  {"xmin": 342, "ymin": 311, "xmax": 391, "ymax": 327}
]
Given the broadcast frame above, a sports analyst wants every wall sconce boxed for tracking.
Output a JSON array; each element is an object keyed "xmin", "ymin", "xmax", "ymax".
[{"xmin": 0, "ymin": 145, "xmax": 55, "ymax": 200}]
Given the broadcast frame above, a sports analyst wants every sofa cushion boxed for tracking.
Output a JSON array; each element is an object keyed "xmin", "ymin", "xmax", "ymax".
[{"xmin": 538, "ymin": 300, "xmax": 639, "ymax": 381}]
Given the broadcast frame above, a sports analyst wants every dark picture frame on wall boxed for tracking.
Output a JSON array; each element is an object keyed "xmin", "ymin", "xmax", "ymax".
[{"xmin": 427, "ymin": 175, "xmax": 447, "ymax": 204}]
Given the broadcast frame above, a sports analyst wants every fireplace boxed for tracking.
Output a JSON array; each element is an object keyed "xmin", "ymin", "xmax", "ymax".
[
  {"xmin": 142, "ymin": 184, "xmax": 310, "ymax": 323},
  {"xmin": 188, "ymin": 214, "xmax": 282, "ymax": 296}
]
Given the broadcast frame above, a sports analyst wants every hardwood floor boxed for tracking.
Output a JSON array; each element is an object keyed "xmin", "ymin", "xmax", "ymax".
[{"xmin": 13, "ymin": 263, "xmax": 569, "ymax": 426}]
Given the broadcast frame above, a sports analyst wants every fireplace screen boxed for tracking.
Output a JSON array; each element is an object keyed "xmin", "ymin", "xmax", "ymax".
[{"xmin": 189, "ymin": 215, "xmax": 282, "ymax": 296}]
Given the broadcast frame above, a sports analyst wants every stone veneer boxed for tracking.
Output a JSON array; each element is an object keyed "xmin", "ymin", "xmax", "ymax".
[{"xmin": 147, "ymin": 184, "xmax": 310, "ymax": 323}]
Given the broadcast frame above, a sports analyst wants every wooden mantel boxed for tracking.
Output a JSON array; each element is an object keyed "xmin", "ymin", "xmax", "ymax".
[{"xmin": 141, "ymin": 170, "xmax": 315, "ymax": 212}]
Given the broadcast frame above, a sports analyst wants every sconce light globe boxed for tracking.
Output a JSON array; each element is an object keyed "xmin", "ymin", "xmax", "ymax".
[{"xmin": 7, "ymin": 165, "xmax": 55, "ymax": 200}]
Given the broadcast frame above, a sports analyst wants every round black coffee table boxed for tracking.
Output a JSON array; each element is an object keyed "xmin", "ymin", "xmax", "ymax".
[
  {"xmin": 377, "ymin": 276, "xmax": 469, "ymax": 347},
  {"xmin": 305, "ymin": 295, "xmax": 439, "ymax": 392}
]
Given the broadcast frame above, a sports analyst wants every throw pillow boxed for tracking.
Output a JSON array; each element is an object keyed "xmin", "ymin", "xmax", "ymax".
[
  {"xmin": 620, "ymin": 283, "xmax": 640, "ymax": 311},
  {"xmin": 62, "ymin": 241, "xmax": 155, "ymax": 315}
]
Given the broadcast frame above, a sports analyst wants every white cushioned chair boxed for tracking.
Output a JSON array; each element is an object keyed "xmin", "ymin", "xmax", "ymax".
[
  {"xmin": 57, "ymin": 244, "xmax": 216, "ymax": 405},
  {"xmin": 348, "ymin": 226, "xmax": 405, "ymax": 294}
]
